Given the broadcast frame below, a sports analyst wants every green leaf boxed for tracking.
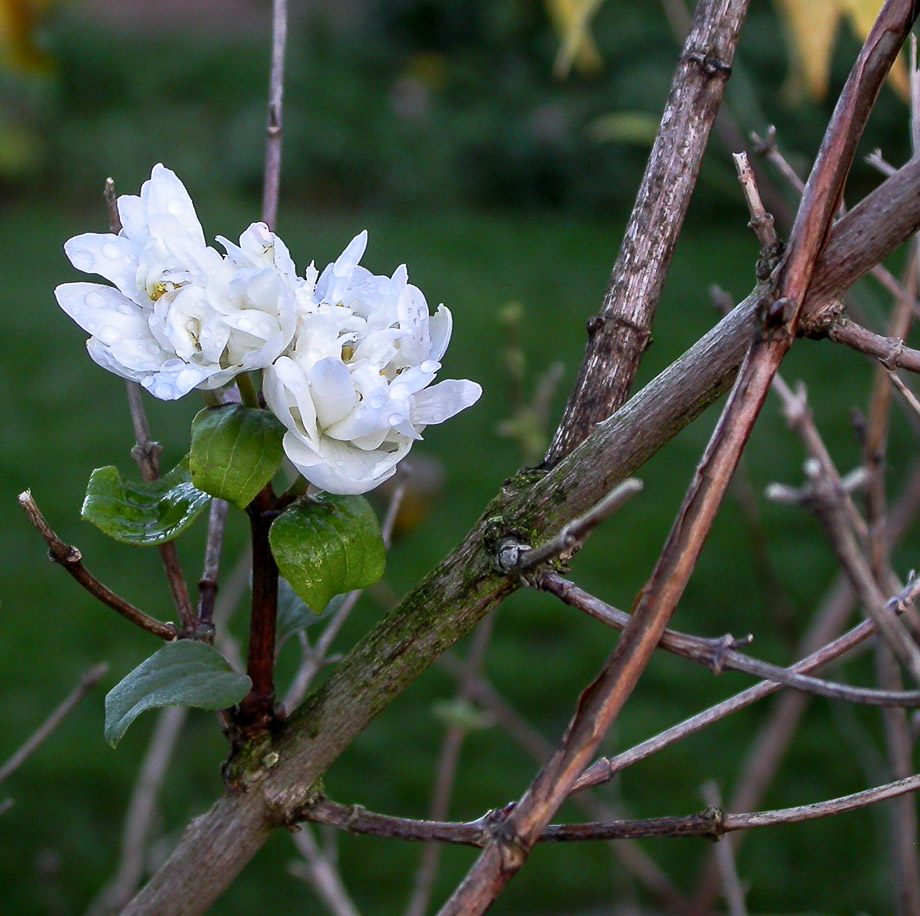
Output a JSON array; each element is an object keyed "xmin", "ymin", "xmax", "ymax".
[
  {"xmin": 82, "ymin": 459, "xmax": 211, "ymax": 545},
  {"xmin": 276, "ymin": 578, "xmax": 342, "ymax": 648},
  {"xmin": 104, "ymin": 641, "xmax": 250, "ymax": 747},
  {"xmin": 189, "ymin": 405, "xmax": 286, "ymax": 509},
  {"xmin": 431, "ymin": 698, "xmax": 495, "ymax": 732},
  {"xmin": 269, "ymin": 495, "xmax": 386, "ymax": 614}
]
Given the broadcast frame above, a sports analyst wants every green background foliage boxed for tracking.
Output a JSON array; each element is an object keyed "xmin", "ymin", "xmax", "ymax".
[{"xmin": 1, "ymin": 1, "xmax": 918, "ymax": 913}]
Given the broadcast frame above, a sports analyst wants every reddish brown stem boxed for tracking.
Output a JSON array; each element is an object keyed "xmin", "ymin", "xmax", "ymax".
[{"xmin": 237, "ymin": 488, "xmax": 280, "ymax": 736}]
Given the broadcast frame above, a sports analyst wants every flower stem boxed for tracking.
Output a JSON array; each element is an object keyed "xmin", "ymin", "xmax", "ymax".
[
  {"xmin": 237, "ymin": 485, "xmax": 281, "ymax": 737},
  {"xmin": 236, "ymin": 372, "xmax": 261, "ymax": 409}
]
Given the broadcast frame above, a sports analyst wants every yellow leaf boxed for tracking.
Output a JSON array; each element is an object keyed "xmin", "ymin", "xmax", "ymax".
[
  {"xmin": 839, "ymin": 0, "xmax": 909, "ymax": 98},
  {"xmin": 546, "ymin": 0, "xmax": 604, "ymax": 79},
  {"xmin": 773, "ymin": 0, "xmax": 907, "ymax": 101},
  {"xmin": 773, "ymin": 0, "xmax": 841, "ymax": 99},
  {"xmin": 0, "ymin": 0, "xmax": 55, "ymax": 76}
]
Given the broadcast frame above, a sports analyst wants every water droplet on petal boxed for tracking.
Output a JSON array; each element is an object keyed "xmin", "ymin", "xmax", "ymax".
[
  {"xmin": 86, "ymin": 292, "xmax": 106, "ymax": 309},
  {"xmin": 103, "ymin": 242, "xmax": 122, "ymax": 260},
  {"xmin": 85, "ymin": 320, "xmax": 98, "ymax": 333},
  {"xmin": 70, "ymin": 250, "xmax": 94, "ymax": 271},
  {"xmin": 98, "ymin": 326, "xmax": 123, "ymax": 345},
  {"xmin": 117, "ymin": 303, "xmax": 134, "ymax": 316},
  {"xmin": 420, "ymin": 360, "xmax": 438, "ymax": 374},
  {"xmin": 166, "ymin": 198, "xmax": 184, "ymax": 216},
  {"xmin": 238, "ymin": 317, "xmax": 252, "ymax": 331}
]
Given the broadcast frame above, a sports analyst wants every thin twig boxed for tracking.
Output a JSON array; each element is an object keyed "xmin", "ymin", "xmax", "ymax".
[
  {"xmin": 732, "ymin": 150, "xmax": 779, "ymax": 254},
  {"xmin": 771, "ymin": 376, "xmax": 869, "ymax": 543},
  {"xmin": 289, "ymin": 828, "xmax": 363, "ymax": 916},
  {"xmin": 694, "ymin": 462, "xmax": 920, "ymax": 909},
  {"xmin": 404, "ymin": 616, "xmax": 496, "ymax": 916},
  {"xmin": 701, "ymin": 782, "xmax": 748, "ymax": 916},
  {"xmin": 829, "ymin": 319, "xmax": 920, "ymax": 373},
  {"xmin": 497, "ymin": 478, "xmax": 643, "ymax": 573},
  {"xmin": 261, "ymin": 0, "xmax": 288, "ymax": 230},
  {"xmin": 86, "ymin": 707, "xmax": 188, "ymax": 916},
  {"xmin": 18, "ymin": 492, "xmax": 177, "ymax": 640},
  {"xmin": 572, "ymin": 588, "xmax": 920, "ymax": 794},
  {"xmin": 198, "ymin": 498, "xmax": 229, "ymax": 631},
  {"xmin": 806, "ymin": 460, "xmax": 920, "ymax": 684},
  {"xmin": 0, "ymin": 663, "xmax": 108, "ymax": 785},
  {"xmin": 300, "ymin": 772, "xmax": 920, "ymax": 845},
  {"xmin": 537, "ymin": 570, "xmax": 920, "ymax": 706}
]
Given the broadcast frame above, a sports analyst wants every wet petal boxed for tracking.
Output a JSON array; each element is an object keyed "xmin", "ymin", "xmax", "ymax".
[{"xmin": 410, "ymin": 379, "xmax": 482, "ymax": 426}]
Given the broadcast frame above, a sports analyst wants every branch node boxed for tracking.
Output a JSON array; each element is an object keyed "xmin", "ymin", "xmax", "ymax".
[
  {"xmin": 702, "ymin": 805, "xmax": 726, "ymax": 842},
  {"xmin": 684, "ymin": 51, "xmax": 732, "ymax": 77}
]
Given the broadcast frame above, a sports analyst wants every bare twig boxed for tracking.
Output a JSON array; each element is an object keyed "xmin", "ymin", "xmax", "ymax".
[
  {"xmin": 733, "ymin": 150, "xmax": 779, "ymax": 254},
  {"xmin": 537, "ymin": 570, "xmax": 920, "ymax": 707},
  {"xmin": 497, "ymin": 478, "xmax": 643, "ymax": 573},
  {"xmin": 573, "ymin": 595, "xmax": 919, "ymax": 794},
  {"xmin": 300, "ymin": 772, "xmax": 920, "ymax": 845},
  {"xmin": 0, "ymin": 663, "xmax": 108, "ymax": 786},
  {"xmin": 404, "ymin": 616, "xmax": 496, "ymax": 916},
  {"xmin": 694, "ymin": 466, "xmax": 920, "ymax": 909},
  {"xmin": 289, "ymin": 828, "xmax": 362, "ymax": 916},
  {"xmin": 829, "ymin": 319, "xmax": 920, "ymax": 373},
  {"xmin": 18, "ymin": 492, "xmax": 177, "ymax": 640},
  {"xmin": 701, "ymin": 782, "xmax": 748, "ymax": 916},
  {"xmin": 771, "ymin": 376, "xmax": 869, "ymax": 542},
  {"xmin": 86, "ymin": 707, "xmax": 188, "ymax": 916},
  {"xmin": 806, "ymin": 461, "xmax": 920, "ymax": 684},
  {"xmin": 261, "ymin": 0, "xmax": 288, "ymax": 230},
  {"xmin": 889, "ymin": 370, "xmax": 920, "ymax": 416},
  {"xmin": 198, "ymin": 498, "xmax": 229, "ymax": 632}
]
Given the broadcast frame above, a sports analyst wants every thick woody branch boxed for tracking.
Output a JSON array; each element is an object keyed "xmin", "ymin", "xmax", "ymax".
[{"xmin": 546, "ymin": 0, "xmax": 751, "ymax": 462}]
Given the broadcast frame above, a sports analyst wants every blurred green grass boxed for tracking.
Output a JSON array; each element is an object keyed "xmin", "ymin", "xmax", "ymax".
[{"xmin": 3, "ymin": 1, "xmax": 920, "ymax": 913}]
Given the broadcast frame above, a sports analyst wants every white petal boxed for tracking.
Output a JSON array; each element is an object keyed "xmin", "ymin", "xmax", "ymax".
[
  {"xmin": 55, "ymin": 283, "xmax": 151, "ymax": 351},
  {"xmin": 428, "ymin": 305, "xmax": 453, "ymax": 362},
  {"xmin": 63, "ymin": 233, "xmax": 141, "ymax": 299},
  {"xmin": 410, "ymin": 379, "xmax": 482, "ymax": 426},
  {"xmin": 116, "ymin": 193, "xmax": 146, "ymax": 241},
  {"xmin": 310, "ymin": 357, "xmax": 358, "ymax": 429},
  {"xmin": 141, "ymin": 164, "xmax": 206, "ymax": 246},
  {"xmin": 264, "ymin": 358, "xmax": 319, "ymax": 441},
  {"xmin": 141, "ymin": 361, "xmax": 223, "ymax": 400},
  {"xmin": 283, "ymin": 431, "xmax": 409, "ymax": 495},
  {"xmin": 334, "ymin": 231, "xmax": 368, "ymax": 277}
]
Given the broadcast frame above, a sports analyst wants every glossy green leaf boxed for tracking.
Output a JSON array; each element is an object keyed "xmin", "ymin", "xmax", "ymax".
[
  {"xmin": 189, "ymin": 405, "xmax": 286, "ymax": 509},
  {"xmin": 82, "ymin": 459, "xmax": 210, "ymax": 545},
  {"xmin": 269, "ymin": 495, "xmax": 386, "ymax": 614},
  {"xmin": 104, "ymin": 640, "xmax": 250, "ymax": 747}
]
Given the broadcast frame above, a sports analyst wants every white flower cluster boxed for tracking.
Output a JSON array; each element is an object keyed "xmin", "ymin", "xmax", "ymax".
[{"xmin": 56, "ymin": 165, "xmax": 482, "ymax": 495}]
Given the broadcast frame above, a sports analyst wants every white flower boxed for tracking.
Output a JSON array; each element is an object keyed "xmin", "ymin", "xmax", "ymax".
[
  {"xmin": 264, "ymin": 231, "xmax": 482, "ymax": 495},
  {"xmin": 54, "ymin": 165, "xmax": 298, "ymax": 400}
]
